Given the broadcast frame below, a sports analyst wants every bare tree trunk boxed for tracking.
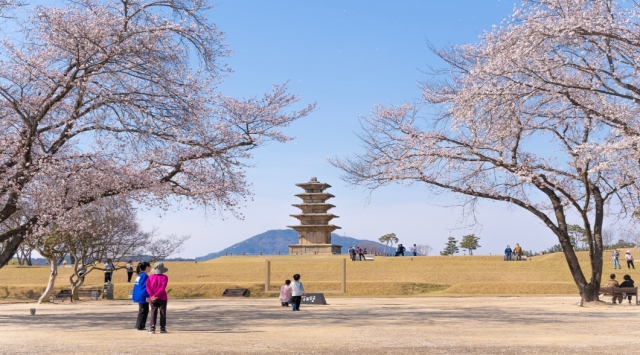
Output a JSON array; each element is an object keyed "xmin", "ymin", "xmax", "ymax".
[
  {"xmin": 585, "ymin": 189, "xmax": 605, "ymax": 302},
  {"xmin": 38, "ymin": 258, "xmax": 58, "ymax": 304},
  {"xmin": 70, "ymin": 275, "xmax": 84, "ymax": 301}
]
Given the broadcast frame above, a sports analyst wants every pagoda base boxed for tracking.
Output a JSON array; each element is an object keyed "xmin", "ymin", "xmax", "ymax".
[{"xmin": 288, "ymin": 244, "xmax": 342, "ymax": 255}]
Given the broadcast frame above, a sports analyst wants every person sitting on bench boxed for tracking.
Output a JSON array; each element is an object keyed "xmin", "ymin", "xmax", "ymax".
[
  {"xmin": 606, "ymin": 274, "xmax": 623, "ymax": 304},
  {"xmin": 620, "ymin": 274, "xmax": 635, "ymax": 304}
]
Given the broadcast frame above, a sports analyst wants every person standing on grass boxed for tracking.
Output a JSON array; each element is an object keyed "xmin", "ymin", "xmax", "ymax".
[
  {"xmin": 358, "ymin": 247, "xmax": 366, "ymax": 261},
  {"xmin": 349, "ymin": 246, "xmax": 357, "ymax": 261},
  {"xmin": 104, "ymin": 259, "xmax": 115, "ymax": 284},
  {"xmin": 126, "ymin": 260, "xmax": 135, "ymax": 283},
  {"xmin": 620, "ymin": 275, "xmax": 635, "ymax": 304},
  {"xmin": 504, "ymin": 245, "xmax": 513, "ymax": 261},
  {"xmin": 613, "ymin": 250, "xmax": 622, "ymax": 269},
  {"xmin": 625, "ymin": 251, "xmax": 635, "ymax": 269},
  {"xmin": 605, "ymin": 274, "xmax": 623, "ymax": 304},
  {"xmin": 395, "ymin": 244, "xmax": 406, "ymax": 257},
  {"xmin": 132, "ymin": 261, "xmax": 151, "ymax": 331},
  {"xmin": 514, "ymin": 244, "xmax": 523, "ymax": 261},
  {"xmin": 279, "ymin": 279, "xmax": 292, "ymax": 307},
  {"xmin": 146, "ymin": 262, "xmax": 169, "ymax": 333},
  {"xmin": 411, "ymin": 244, "xmax": 417, "ymax": 256},
  {"xmin": 290, "ymin": 274, "xmax": 305, "ymax": 311}
]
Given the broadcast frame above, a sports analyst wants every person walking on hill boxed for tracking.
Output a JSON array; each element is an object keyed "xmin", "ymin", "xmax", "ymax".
[
  {"xmin": 504, "ymin": 245, "xmax": 513, "ymax": 261},
  {"xmin": 625, "ymin": 251, "xmax": 635, "ymax": 269},
  {"xmin": 147, "ymin": 262, "xmax": 169, "ymax": 333},
  {"xmin": 290, "ymin": 274, "xmax": 305, "ymax": 311},
  {"xmin": 125, "ymin": 260, "xmax": 134, "ymax": 283},
  {"xmin": 132, "ymin": 261, "xmax": 151, "ymax": 331},
  {"xmin": 620, "ymin": 274, "xmax": 635, "ymax": 304},
  {"xmin": 613, "ymin": 250, "xmax": 622, "ymax": 269},
  {"xmin": 411, "ymin": 244, "xmax": 417, "ymax": 256},
  {"xmin": 514, "ymin": 244, "xmax": 523, "ymax": 260},
  {"xmin": 103, "ymin": 259, "xmax": 115, "ymax": 284},
  {"xmin": 279, "ymin": 279, "xmax": 292, "ymax": 307},
  {"xmin": 606, "ymin": 274, "xmax": 623, "ymax": 304}
]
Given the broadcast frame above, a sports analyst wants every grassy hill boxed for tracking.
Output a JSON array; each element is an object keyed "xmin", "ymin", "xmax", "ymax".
[
  {"xmin": 0, "ymin": 251, "xmax": 633, "ymax": 300},
  {"xmin": 194, "ymin": 229, "xmax": 393, "ymax": 260}
]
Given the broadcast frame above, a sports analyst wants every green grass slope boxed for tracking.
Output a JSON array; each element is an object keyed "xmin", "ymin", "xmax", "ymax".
[{"xmin": 0, "ymin": 252, "xmax": 633, "ymax": 299}]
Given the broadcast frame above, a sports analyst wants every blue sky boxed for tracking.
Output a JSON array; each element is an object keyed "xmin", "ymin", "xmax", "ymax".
[{"xmin": 138, "ymin": 0, "xmax": 566, "ymax": 257}]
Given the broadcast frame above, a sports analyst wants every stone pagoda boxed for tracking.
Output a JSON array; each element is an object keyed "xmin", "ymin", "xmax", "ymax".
[{"xmin": 287, "ymin": 177, "xmax": 342, "ymax": 255}]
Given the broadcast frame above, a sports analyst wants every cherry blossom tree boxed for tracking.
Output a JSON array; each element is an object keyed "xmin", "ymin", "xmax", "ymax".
[
  {"xmin": 63, "ymin": 199, "xmax": 188, "ymax": 302},
  {"xmin": 0, "ymin": 0, "xmax": 315, "ymax": 267},
  {"xmin": 332, "ymin": 0, "xmax": 640, "ymax": 301}
]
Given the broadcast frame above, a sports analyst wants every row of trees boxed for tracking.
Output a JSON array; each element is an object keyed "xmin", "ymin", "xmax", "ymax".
[
  {"xmin": 1, "ymin": 197, "xmax": 187, "ymax": 302},
  {"xmin": 440, "ymin": 234, "xmax": 481, "ymax": 256}
]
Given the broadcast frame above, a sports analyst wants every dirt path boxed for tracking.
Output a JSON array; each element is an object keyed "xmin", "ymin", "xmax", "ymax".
[{"xmin": 1, "ymin": 296, "xmax": 638, "ymax": 354}]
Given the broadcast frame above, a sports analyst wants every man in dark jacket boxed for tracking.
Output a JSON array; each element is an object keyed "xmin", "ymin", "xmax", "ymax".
[{"xmin": 395, "ymin": 244, "xmax": 405, "ymax": 256}]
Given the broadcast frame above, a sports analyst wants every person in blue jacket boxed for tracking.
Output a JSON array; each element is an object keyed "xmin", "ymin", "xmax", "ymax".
[
  {"xmin": 132, "ymin": 261, "xmax": 151, "ymax": 331},
  {"xmin": 504, "ymin": 245, "xmax": 513, "ymax": 261}
]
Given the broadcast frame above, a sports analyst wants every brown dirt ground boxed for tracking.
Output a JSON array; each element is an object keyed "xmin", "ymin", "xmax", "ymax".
[{"xmin": 1, "ymin": 296, "xmax": 639, "ymax": 354}]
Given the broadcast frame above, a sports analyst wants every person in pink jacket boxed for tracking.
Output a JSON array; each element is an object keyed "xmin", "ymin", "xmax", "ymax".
[
  {"xmin": 146, "ymin": 262, "xmax": 169, "ymax": 334},
  {"xmin": 279, "ymin": 279, "xmax": 292, "ymax": 307}
]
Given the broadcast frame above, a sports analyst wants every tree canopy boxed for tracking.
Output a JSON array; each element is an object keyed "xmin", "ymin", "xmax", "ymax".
[
  {"xmin": 332, "ymin": 0, "xmax": 640, "ymax": 301},
  {"xmin": 0, "ymin": 0, "xmax": 314, "ymax": 266}
]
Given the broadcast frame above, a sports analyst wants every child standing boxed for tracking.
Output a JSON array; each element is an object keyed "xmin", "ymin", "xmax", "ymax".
[
  {"xmin": 146, "ymin": 262, "xmax": 169, "ymax": 333},
  {"xmin": 290, "ymin": 274, "xmax": 305, "ymax": 311},
  {"xmin": 279, "ymin": 280, "xmax": 292, "ymax": 307},
  {"xmin": 132, "ymin": 262, "xmax": 151, "ymax": 331}
]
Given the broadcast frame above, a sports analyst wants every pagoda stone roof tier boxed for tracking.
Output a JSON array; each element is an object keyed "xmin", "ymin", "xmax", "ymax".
[
  {"xmin": 290, "ymin": 214, "xmax": 339, "ymax": 225},
  {"xmin": 296, "ymin": 182, "xmax": 332, "ymax": 193},
  {"xmin": 288, "ymin": 225, "xmax": 341, "ymax": 231},
  {"xmin": 295, "ymin": 177, "xmax": 332, "ymax": 193},
  {"xmin": 292, "ymin": 204, "xmax": 335, "ymax": 213},
  {"xmin": 294, "ymin": 193, "xmax": 334, "ymax": 203},
  {"xmin": 290, "ymin": 213, "xmax": 339, "ymax": 218}
]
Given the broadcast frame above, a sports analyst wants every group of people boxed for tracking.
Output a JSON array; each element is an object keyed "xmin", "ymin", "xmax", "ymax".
[
  {"xmin": 348, "ymin": 243, "xmax": 419, "ymax": 258},
  {"xmin": 348, "ymin": 246, "xmax": 368, "ymax": 261},
  {"xmin": 611, "ymin": 250, "xmax": 635, "ymax": 270},
  {"xmin": 604, "ymin": 273, "xmax": 635, "ymax": 304},
  {"xmin": 131, "ymin": 262, "xmax": 170, "ymax": 333},
  {"xmin": 504, "ymin": 244, "xmax": 524, "ymax": 261},
  {"xmin": 101, "ymin": 260, "xmax": 144, "ymax": 284},
  {"xmin": 278, "ymin": 274, "xmax": 306, "ymax": 311}
]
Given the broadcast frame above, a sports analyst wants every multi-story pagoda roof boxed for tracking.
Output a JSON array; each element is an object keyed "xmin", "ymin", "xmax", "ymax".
[{"xmin": 287, "ymin": 177, "xmax": 342, "ymax": 254}]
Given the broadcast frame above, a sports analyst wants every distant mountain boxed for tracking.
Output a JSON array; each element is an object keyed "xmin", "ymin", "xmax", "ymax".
[{"xmin": 195, "ymin": 229, "xmax": 394, "ymax": 260}]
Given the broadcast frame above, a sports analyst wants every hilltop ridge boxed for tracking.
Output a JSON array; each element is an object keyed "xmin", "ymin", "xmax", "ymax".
[{"xmin": 195, "ymin": 229, "xmax": 393, "ymax": 260}]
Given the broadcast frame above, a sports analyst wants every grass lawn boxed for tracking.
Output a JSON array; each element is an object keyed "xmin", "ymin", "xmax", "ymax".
[{"xmin": 0, "ymin": 251, "xmax": 635, "ymax": 299}]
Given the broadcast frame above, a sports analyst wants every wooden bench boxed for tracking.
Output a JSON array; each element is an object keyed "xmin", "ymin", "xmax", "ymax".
[
  {"xmin": 50, "ymin": 290, "xmax": 72, "ymax": 303},
  {"xmin": 222, "ymin": 288, "xmax": 250, "ymax": 297},
  {"xmin": 77, "ymin": 289, "xmax": 102, "ymax": 300},
  {"xmin": 599, "ymin": 287, "xmax": 638, "ymax": 305}
]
